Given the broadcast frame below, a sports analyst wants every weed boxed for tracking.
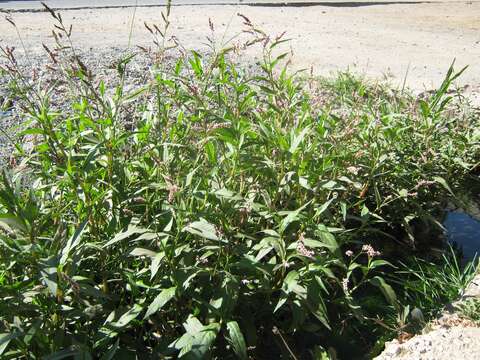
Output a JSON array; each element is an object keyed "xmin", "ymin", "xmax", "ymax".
[
  {"xmin": 0, "ymin": 4, "xmax": 479, "ymax": 359},
  {"xmin": 458, "ymin": 298, "xmax": 480, "ymax": 324}
]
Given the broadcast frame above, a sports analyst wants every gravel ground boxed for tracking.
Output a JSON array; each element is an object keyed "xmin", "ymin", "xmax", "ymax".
[
  {"xmin": 1, "ymin": 2, "xmax": 479, "ymax": 90},
  {"xmin": 376, "ymin": 326, "xmax": 480, "ymax": 360},
  {"xmin": 376, "ymin": 274, "xmax": 480, "ymax": 360},
  {"xmin": 0, "ymin": 46, "xmax": 166, "ymax": 168}
]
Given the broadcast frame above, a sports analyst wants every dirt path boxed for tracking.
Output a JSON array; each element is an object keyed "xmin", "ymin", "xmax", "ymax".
[{"xmin": 0, "ymin": 2, "xmax": 479, "ymax": 92}]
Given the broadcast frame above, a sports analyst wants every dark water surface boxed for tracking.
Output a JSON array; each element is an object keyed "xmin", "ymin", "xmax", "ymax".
[{"xmin": 444, "ymin": 211, "xmax": 480, "ymax": 262}]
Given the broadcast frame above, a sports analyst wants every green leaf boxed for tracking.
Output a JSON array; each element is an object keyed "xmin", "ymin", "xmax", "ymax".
[
  {"xmin": 316, "ymin": 224, "xmax": 340, "ymax": 257},
  {"xmin": 204, "ymin": 141, "xmax": 216, "ymax": 164},
  {"xmin": 433, "ymin": 176, "xmax": 454, "ymax": 196},
  {"xmin": 183, "ymin": 218, "xmax": 223, "ymax": 242},
  {"xmin": 311, "ymin": 345, "xmax": 331, "ymax": 360},
  {"xmin": 103, "ymin": 226, "xmax": 150, "ymax": 248},
  {"xmin": 0, "ymin": 214, "xmax": 27, "ymax": 233},
  {"xmin": 279, "ymin": 201, "xmax": 311, "ymax": 234},
  {"xmin": 226, "ymin": 321, "xmax": 248, "ymax": 360},
  {"xmin": 214, "ymin": 188, "xmax": 242, "ymax": 201},
  {"xmin": 185, "ymin": 167, "xmax": 199, "ymax": 187},
  {"xmin": 100, "ymin": 339, "xmax": 119, "ymax": 360},
  {"xmin": 42, "ymin": 348, "xmax": 85, "ymax": 360},
  {"xmin": 340, "ymin": 202, "xmax": 347, "ymax": 221},
  {"xmin": 144, "ymin": 286, "xmax": 176, "ymax": 319},
  {"xmin": 314, "ymin": 198, "xmax": 334, "ymax": 219},
  {"xmin": 274, "ymin": 294, "xmax": 288, "ymax": 313},
  {"xmin": 369, "ymin": 259, "xmax": 394, "ymax": 270},
  {"xmin": 40, "ymin": 264, "xmax": 58, "ymax": 297},
  {"xmin": 60, "ymin": 219, "xmax": 88, "ymax": 265},
  {"xmin": 210, "ymin": 276, "xmax": 239, "ymax": 317},
  {"xmin": 321, "ymin": 180, "xmax": 344, "ymax": 190},
  {"xmin": 171, "ymin": 317, "xmax": 220, "ymax": 359},
  {"xmin": 361, "ymin": 205, "xmax": 370, "ymax": 217},
  {"xmin": 289, "ymin": 126, "xmax": 311, "ymax": 154},
  {"xmin": 150, "ymin": 252, "xmax": 165, "ymax": 279},
  {"xmin": 130, "ymin": 248, "xmax": 157, "ymax": 258},
  {"xmin": 370, "ymin": 276, "xmax": 398, "ymax": 309},
  {"xmin": 189, "ymin": 51, "xmax": 204, "ymax": 77},
  {"xmin": 110, "ymin": 303, "xmax": 143, "ymax": 329},
  {"xmin": 0, "ymin": 332, "xmax": 18, "ymax": 355},
  {"xmin": 306, "ymin": 281, "xmax": 331, "ymax": 330},
  {"xmin": 183, "ymin": 316, "xmax": 204, "ymax": 334},
  {"xmin": 299, "ymin": 176, "xmax": 312, "ymax": 190},
  {"xmin": 255, "ymin": 244, "xmax": 274, "ymax": 261},
  {"xmin": 419, "ymin": 99, "xmax": 430, "ymax": 118},
  {"xmin": 282, "ymin": 270, "xmax": 306, "ymax": 296}
]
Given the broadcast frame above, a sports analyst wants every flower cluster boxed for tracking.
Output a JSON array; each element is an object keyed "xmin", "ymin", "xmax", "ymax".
[
  {"xmin": 167, "ymin": 184, "xmax": 179, "ymax": 203},
  {"xmin": 196, "ymin": 256, "xmax": 208, "ymax": 265},
  {"xmin": 362, "ymin": 244, "xmax": 381, "ymax": 257},
  {"xmin": 415, "ymin": 179, "xmax": 436, "ymax": 190},
  {"xmin": 297, "ymin": 233, "xmax": 315, "ymax": 258},
  {"xmin": 346, "ymin": 166, "xmax": 360, "ymax": 175}
]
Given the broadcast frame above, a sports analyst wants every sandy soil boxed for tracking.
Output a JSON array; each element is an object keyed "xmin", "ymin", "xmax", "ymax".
[{"xmin": 0, "ymin": 2, "xmax": 479, "ymax": 92}]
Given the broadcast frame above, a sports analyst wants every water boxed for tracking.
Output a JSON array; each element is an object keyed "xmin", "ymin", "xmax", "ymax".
[{"xmin": 444, "ymin": 211, "xmax": 480, "ymax": 262}]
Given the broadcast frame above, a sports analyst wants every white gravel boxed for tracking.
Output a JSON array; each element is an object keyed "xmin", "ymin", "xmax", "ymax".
[
  {"xmin": 376, "ymin": 326, "xmax": 480, "ymax": 360},
  {"xmin": 377, "ymin": 274, "xmax": 480, "ymax": 360}
]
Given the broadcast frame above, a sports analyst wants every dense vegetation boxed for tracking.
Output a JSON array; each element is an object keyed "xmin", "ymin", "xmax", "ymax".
[{"xmin": 0, "ymin": 6, "xmax": 479, "ymax": 359}]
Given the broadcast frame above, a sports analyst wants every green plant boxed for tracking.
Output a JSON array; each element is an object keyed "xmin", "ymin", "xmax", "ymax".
[
  {"xmin": 457, "ymin": 298, "xmax": 480, "ymax": 324},
  {"xmin": 0, "ymin": 4, "xmax": 479, "ymax": 359},
  {"xmin": 395, "ymin": 248, "xmax": 478, "ymax": 320}
]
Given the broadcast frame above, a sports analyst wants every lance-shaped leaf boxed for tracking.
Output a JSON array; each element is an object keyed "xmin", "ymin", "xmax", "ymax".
[
  {"xmin": 226, "ymin": 321, "xmax": 248, "ymax": 360},
  {"xmin": 183, "ymin": 218, "xmax": 226, "ymax": 242},
  {"xmin": 144, "ymin": 286, "xmax": 177, "ymax": 319}
]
